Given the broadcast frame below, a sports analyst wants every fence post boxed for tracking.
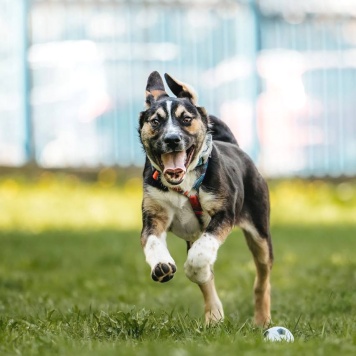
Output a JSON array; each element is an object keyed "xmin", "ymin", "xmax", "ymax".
[
  {"xmin": 249, "ymin": 0, "xmax": 262, "ymax": 163},
  {"xmin": 21, "ymin": 0, "xmax": 35, "ymax": 164}
]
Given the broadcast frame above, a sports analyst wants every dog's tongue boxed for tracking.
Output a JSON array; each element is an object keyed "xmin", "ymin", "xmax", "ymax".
[{"xmin": 161, "ymin": 151, "xmax": 186, "ymax": 173}]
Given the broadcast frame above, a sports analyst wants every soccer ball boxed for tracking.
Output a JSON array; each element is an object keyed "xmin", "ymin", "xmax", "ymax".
[{"xmin": 263, "ymin": 326, "xmax": 294, "ymax": 342}]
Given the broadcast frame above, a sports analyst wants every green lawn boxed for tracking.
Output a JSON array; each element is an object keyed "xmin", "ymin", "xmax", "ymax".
[{"xmin": 0, "ymin": 172, "xmax": 355, "ymax": 355}]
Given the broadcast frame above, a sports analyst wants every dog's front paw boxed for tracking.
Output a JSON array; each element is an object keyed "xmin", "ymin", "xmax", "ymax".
[
  {"xmin": 184, "ymin": 260, "xmax": 212, "ymax": 285},
  {"xmin": 151, "ymin": 262, "xmax": 177, "ymax": 283},
  {"xmin": 184, "ymin": 234, "xmax": 220, "ymax": 284}
]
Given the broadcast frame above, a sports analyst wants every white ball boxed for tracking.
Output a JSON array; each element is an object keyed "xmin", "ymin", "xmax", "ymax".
[{"xmin": 264, "ymin": 326, "xmax": 294, "ymax": 342}]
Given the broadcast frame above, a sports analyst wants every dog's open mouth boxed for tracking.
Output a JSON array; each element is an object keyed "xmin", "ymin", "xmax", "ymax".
[{"xmin": 159, "ymin": 146, "xmax": 195, "ymax": 185}]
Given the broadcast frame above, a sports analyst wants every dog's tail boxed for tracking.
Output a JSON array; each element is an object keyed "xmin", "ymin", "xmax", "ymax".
[{"xmin": 208, "ymin": 115, "xmax": 239, "ymax": 146}]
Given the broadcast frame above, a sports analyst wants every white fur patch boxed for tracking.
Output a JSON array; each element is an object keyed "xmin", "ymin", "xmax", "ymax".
[
  {"xmin": 144, "ymin": 233, "xmax": 175, "ymax": 270},
  {"xmin": 184, "ymin": 233, "xmax": 221, "ymax": 284},
  {"xmin": 165, "ymin": 100, "xmax": 181, "ymax": 136},
  {"xmin": 166, "ymin": 100, "xmax": 172, "ymax": 120},
  {"xmin": 146, "ymin": 185, "xmax": 202, "ymax": 240}
]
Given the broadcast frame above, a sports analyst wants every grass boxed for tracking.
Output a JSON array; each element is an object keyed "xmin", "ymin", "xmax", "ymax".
[{"xmin": 0, "ymin": 171, "xmax": 356, "ymax": 355}]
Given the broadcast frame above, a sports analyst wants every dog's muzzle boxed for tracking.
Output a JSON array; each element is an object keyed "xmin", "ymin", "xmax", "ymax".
[{"xmin": 159, "ymin": 145, "xmax": 195, "ymax": 185}]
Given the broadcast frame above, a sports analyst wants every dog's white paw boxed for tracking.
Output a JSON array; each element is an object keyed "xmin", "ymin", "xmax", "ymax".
[
  {"xmin": 144, "ymin": 234, "xmax": 176, "ymax": 282},
  {"xmin": 184, "ymin": 234, "xmax": 220, "ymax": 284},
  {"xmin": 151, "ymin": 262, "xmax": 177, "ymax": 283}
]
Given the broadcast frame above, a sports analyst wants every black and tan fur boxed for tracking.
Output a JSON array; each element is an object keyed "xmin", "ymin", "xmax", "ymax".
[{"xmin": 139, "ymin": 71, "xmax": 273, "ymax": 326}]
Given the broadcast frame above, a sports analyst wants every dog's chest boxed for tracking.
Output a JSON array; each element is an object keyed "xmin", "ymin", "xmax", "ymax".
[
  {"xmin": 146, "ymin": 186, "xmax": 212, "ymax": 241},
  {"xmin": 168, "ymin": 193, "xmax": 202, "ymax": 240}
]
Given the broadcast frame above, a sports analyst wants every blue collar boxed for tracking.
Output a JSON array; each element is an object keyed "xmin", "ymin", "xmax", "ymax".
[{"xmin": 192, "ymin": 160, "xmax": 209, "ymax": 191}]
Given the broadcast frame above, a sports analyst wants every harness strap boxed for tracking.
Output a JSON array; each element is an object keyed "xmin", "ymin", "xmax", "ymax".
[{"xmin": 189, "ymin": 195, "xmax": 203, "ymax": 216}]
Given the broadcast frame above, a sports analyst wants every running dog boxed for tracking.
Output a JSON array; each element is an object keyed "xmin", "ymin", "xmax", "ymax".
[{"xmin": 139, "ymin": 71, "xmax": 273, "ymax": 326}]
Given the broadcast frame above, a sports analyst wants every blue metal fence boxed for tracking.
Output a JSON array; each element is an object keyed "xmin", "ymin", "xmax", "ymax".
[
  {"xmin": 0, "ymin": 0, "xmax": 29, "ymax": 166},
  {"xmin": 0, "ymin": 0, "xmax": 355, "ymax": 177},
  {"xmin": 27, "ymin": 0, "xmax": 259, "ymax": 168},
  {"xmin": 258, "ymin": 12, "xmax": 356, "ymax": 176}
]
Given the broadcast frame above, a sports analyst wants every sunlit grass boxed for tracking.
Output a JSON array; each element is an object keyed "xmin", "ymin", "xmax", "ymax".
[
  {"xmin": 0, "ymin": 171, "xmax": 142, "ymax": 232},
  {"xmin": 1, "ymin": 171, "xmax": 356, "ymax": 231},
  {"xmin": 269, "ymin": 179, "xmax": 356, "ymax": 226}
]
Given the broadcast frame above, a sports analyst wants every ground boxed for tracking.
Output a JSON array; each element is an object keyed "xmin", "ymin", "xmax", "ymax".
[{"xmin": 0, "ymin": 172, "xmax": 355, "ymax": 355}]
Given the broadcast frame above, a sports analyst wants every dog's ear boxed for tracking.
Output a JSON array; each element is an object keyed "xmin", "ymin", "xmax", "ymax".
[
  {"xmin": 164, "ymin": 73, "xmax": 198, "ymax": 105},
  {"xmin": 145, "ymin": 71, "xmax": 168, "ymax": 108},
  {"xmin": 197, "ymin": 106, "xmax": 209, "ymax": 126}
]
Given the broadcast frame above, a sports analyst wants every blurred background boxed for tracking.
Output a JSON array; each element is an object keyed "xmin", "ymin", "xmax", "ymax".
[
  {"xmin": 1, "ymin": 0, "xmax": 356, "ymax": 177},
  {"xmin": 1, "ymin": 3, "xmax": 356, "ymax": 353}
]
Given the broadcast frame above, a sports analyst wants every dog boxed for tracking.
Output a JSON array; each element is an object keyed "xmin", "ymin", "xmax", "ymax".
[{"xmin": 139, "ymin": 71, "xmax": 273, "ymax": 326}]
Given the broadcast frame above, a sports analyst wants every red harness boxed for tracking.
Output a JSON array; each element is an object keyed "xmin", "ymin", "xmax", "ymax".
[{"xmin": 171, "ymin": 187, "xmax": 204, "ymax": 217}]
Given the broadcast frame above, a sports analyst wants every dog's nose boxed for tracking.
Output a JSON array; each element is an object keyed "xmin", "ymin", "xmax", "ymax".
[{"xmin": 164, "ymin": 133, "xmax": 182, "ymax": 147}]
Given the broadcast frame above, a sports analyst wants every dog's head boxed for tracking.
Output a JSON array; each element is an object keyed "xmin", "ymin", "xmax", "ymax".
[{"xmin": 139, "ymin": 71, "xmax": 209, "ymax": 186}]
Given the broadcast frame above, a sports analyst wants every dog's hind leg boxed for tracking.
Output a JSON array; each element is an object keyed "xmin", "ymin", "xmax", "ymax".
[
  {"xmin": 241, "ymin": 221, "xmax": 273, "ymax": 327},
  {"xmin": 239, "ymin": 172, "xmax": 273, "ymax": 327},
  {"xmin": 199, "ymin": 279, "xmax": 224, "ymax": 324}
]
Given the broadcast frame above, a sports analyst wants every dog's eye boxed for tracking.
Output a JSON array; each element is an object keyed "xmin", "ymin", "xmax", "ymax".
[
  {"xmin": 182, "ymin": 116, "xmax": 192, "ymax": 125},
  {"xmin": 150, "ymin": 118, "xmax": 160, "ymax": 128}
]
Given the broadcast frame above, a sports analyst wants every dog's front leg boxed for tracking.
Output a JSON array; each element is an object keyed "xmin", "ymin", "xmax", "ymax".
[
  {"xmin": 143, "ymin": 231, "xmax": 177, "ymax": 283},
  {"xmin": 184, "ymin": 213, "xmax": 232, "ymax": 324},
  {"xmin": 141, "ymin": 196, "xmax": 176, "ymax": 283}
]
